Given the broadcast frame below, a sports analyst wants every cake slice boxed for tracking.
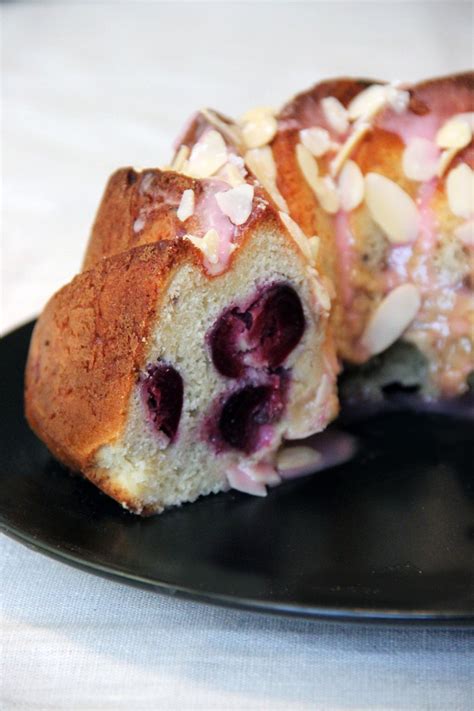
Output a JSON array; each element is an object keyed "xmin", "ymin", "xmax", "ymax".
[{"xmin": 25, "ymin": 169, "xmax": 338, "ymax": 514}]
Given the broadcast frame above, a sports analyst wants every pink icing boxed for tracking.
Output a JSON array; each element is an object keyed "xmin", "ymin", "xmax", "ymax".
[
  {"xmin": 194, "ymin": 179, "xmax": 239, "ymax": 274},
  {"xmin": 334, "ymin": 210, "xmax": 355, "ymax": 308}
]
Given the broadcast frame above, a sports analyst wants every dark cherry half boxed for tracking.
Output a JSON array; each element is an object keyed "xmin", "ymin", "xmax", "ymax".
[
  {"xmin": 208, "ymin": 283, "xmax": 305, "ymax": 378},
  {"xmin": 218, "ymin": 376, "xmax": 287, "ymax": 454},
  {"xmin": 141, "ymin": 362, "xmax": 183, "ymax": 442}
]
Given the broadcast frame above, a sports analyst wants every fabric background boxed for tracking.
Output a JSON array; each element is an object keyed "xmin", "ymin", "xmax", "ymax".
[{"xmin": 2, "ymin": 2, "xmax": 473, "ymax": 708}]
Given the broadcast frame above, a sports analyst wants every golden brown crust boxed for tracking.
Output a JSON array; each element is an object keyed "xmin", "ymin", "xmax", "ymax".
[
  {"xmin": 83, "ymin": 169, "xmax": 201, "ymax": 271},
  {"xmin": 25, "ymin": 240, "xmax": 197, "ymax": 475}
]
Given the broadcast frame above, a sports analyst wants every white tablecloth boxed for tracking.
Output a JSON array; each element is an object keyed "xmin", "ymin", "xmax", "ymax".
[{"xmin": 2, "ymin": 2, "xmax": 473, "ymax": 708}]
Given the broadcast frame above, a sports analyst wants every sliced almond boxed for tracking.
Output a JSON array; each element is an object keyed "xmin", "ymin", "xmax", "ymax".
[
  {"xmin": 348, "ymin": 84, "xmax": 388, "ymax": 121},
  {"xmin": 402, "ymin": 137, "xmax": 440, "ymax": 182},
  {"xmin": 361, "ymin": 283, "xmax": 421, "ymax": 355},
  {"xmin": 277, "ymin": 446, "xmax": 322, "ymax": 477},
  {"xmin": 171, "ymin": 144, "xmax": 190, "ymax": 173},
  {"xmin": 321, "ymin": 96, "xmax": 349, "ymax": 135},
  {"xmin": 221, "ymin": 162, "xmax": 246, "ymax": 187},
  {"xmin": 347, "ymin": 83, "xmax": 409, "ymax": 122},
  {"xmin": 446, "ymin": 163, "xmax": 474, "ymax": 219},
  {"xmin": 452, "ymin": 112, "xmax": 474, "ymax": 131},
  {"xmin": 300, "ymin": 127, "xmax": 331, "ymax": 157},
  {"xmin": 437, "ymin": 147, "xmax": 459, "ymax": 177},
  {"xmin": 436, "ymin": 117, "xmax": 472, "ymax": 150},
  {"xmin": 185, "ymin": 130, "xmax": 227, "ymax": 179},
  {"xmin": 308, "ymin": 236, "xmax": 320, "ymax": 264},
  {"xmin": 176, "ymin": 189, "xmax": 195, "ymax": 222},
  {"xmin": 245, "ymin": 146, "xmax": 288, "ymax": 212},
  {"xmin": 199, "ymin": 108, "xmax": 243, "ymax": 149},
  {"xmin": 295, "ymin": 142, "xmax": 319, "ymax": 193},
  {"xmin": 330, "ymin": 121, "xmax": 370, "ymax": 176},
  {"xmin": 314, "ymin": 175, "xmax": 340, "ymax": 214},
  {"xmin": 240, "ymin": 107, "xmax": 277, "ymax": 149},
  {"xmin": 215, "ymin": 184, "xmax": 254, "ymax": 225},
  {"xmin": 279, "ymin": 211, "xmax": 312, "ymax": 260},
  {"xmin": 364, "ymin": 172, "xmax": 419, "ymax": 243},
  {"xmin": 307, "ymin": 266, "xmax": 331, "ymax": 312},
  {"xmin": 338, "ymin": 159, "xmax": 364, "ymax": 211},
  {"xmin": 454, "ymin": 219, "xmax": 474, "ymax": 247},
  {"xmin": 185, "ymin": 228, "xmax": 220, "ymax": 264}
]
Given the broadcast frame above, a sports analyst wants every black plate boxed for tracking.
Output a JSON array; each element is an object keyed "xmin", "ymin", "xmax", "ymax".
[{"xmin": 1, "ymin": 321, "xmax": 473, "ymax": 624}]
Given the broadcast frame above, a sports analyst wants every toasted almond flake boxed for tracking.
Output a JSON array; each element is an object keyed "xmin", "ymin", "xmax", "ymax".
[
  {"xmin": 295, "ymin": 142, "xmax": 319, "ymax": 192},
  {"xmin": 185, "ymin": 130, "xmax": 227, "ymax": 178},
  {"xmin": 176, "ymin": 189, "xmax": 195, "ymax": 222},
  {"xmin": 185, "ymin": 228, "xmax": 220, "ymax": 264},
  {"xmin": 330, "ymin": 121, "xmax": 370, "ymax": 176},
  {"xmin": 308, "ymin": 236, "xmax": 320, "ymax": 264},
  {"xmin": 338, "ymin": 159, "xmax": 364, "ymax": 211},
  {"xmin": 240, "ymin": 106, "xmax": 276, "ymax": 123},
  {"xmin": 245, "ymin": 145, "xmax": 276, "ymax": 181},
  {"xmin": 215, "ymin": 184, "xmax": 254, "ymax": 225},
  {"xmin": 348, "ymin": 84, "xmax": 388, "ymax": 121},
  {"xmin": 437, "ymin": 147, "xmax": 459, "ymax": 177},
  {"xmin": 446, "ymin": 163, "xmax": 474, "ymax": 218},
  {"xmin": 365, "ymin": 172, "xmax": 419, "ymax": 243},
  {"xmin": 452, "ymin": 112, "xmax": 474, "ymax": 131},
  {"xmin": 277, "ymin": 446, "xmax": 322, "ymax": 474},
  {"xmin": 454, "ymin": 220, "xmax": 474, "ymax": 247},
  {"xmin": 241, "ymin": 113, "xmax": 277, "ymax": 149},
  {"xmin": 436, "ymin": 117, "xmax": 472, "ymax": 150},
  {"xmin": 314, "ymin": 176, "xmax": 340, "ymax": 214},
  {"xmin": 321, "ymin": 96, "xmax": 349, "ymax": 134},
  {"xmin": 307, "ymin": 266, "xmax": 331, "ymax": 312},
  {"xmin": 361, "ymin": 284, "xmax": 421, "ymax": 355},
  {"xmin": 245, "ymin": 147, "xmax": 288, "ymax": 212},
  {"xmin": 199, "ymin": 108, "xmax": 243, "ymax": 149},
  {"xmin": 221, "ymin": 162, "xmax": 246, "ymax": 187},
  {"xmin": 279, "ymin": 211, "xmax": 312, "ymax": 260},
  {"xmin": 300, "ymin": 127, "xmax": 331, "ymax": 157},
  {"xmin": 402, "ymin": 137, "xmax": 440, "ymax": 181},
  {"xmin": 347, "ymin": 83, "xmax": 409, "ymax": 122},
  {"xmin": 171, "ymin": 145, "xmax": 190, "ymax": 172}
]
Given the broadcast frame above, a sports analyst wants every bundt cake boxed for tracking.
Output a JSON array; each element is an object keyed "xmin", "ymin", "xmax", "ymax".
[
  {"xmin": 25, "ymin": 169, "xmax": 337, "ymax": 514},
  {"xmin": 25, "ymin": 72, "xmax": 473, "ymax": 515}
]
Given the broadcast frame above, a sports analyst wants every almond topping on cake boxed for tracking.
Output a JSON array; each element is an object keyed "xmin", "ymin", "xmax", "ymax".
[
  {"xmin": 347, "ymin": 83, "xmax": 409, "ymax": 122},
  {"xmin": 436, "ymin": 117, "xmax": 472, "ymax": 150},
  {"xmin": 245, "ymin": 146, "xmax": 288, "ymax": 212},
  {"xmin": 279, "ymin": 211, "xmax": 313, "ymax": 261},
  {"xmin": 240, "ymin": 106, "xmax": 278, "ymax": 149},
  {"xmin": 338, "ymin": 159, "xmax": 364, "ymax": 211},
  {"xmin": 185, "ymin": 228, "xmax": 221, "ymax": 264},
  {"xmin": 185, "ymin": 130, "xmax": 227, "ymax": 178},
  {"xmin": 300, "ymin": 127, "xmax": 331, "ymax": 157},
  {"xmin": 446, "ymin": 163, "xmax": 474, "ymax": 218},
  {"xmin": 314, "ymin": 175, "xmax": 340, "ymax": 214},
  {"xmin": 295, "ymin": 142, "xmax": 320, "ymax": 193},
  {"xmin": 361, "ymin": 284, "xmax": 421, "ymax": 356},
  {"xmin": 321, "ymin": 97, "xmax": 349, "ymax": 134},
  {"xmin": 437, "ymin": 147, "xmax": 459, "ymax": 177},
  {"xmin": 177, "ymin": 189, "xmax": 195, "ymax": 222},
  {"xmin": 171, "ymin": 145, "xmax": 190, "ymax": 172},
  {"xmin": 215, "ymin": 184, "xmax": 254, "ymax": 225},
  {"xmin": 330, "ymin": 121, "xmax": 371, "ymax": 176},
  {"xmin": 364, "ymin": 172, "xmax": 419, "ymax": 243}
]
